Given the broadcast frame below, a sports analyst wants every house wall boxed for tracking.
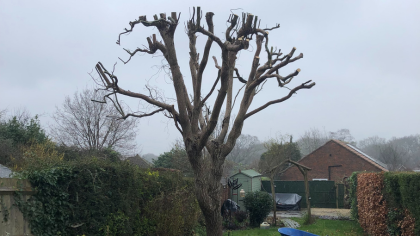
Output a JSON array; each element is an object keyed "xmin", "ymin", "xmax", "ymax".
[{"xmin": 280, "ymin": 141, "xmax": 383, "ymax": 182}]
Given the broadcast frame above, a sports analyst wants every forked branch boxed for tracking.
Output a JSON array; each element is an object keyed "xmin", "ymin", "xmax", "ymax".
[{"xmin": 244, "ymin": 80, "xmax": 315, "ymax": 119}]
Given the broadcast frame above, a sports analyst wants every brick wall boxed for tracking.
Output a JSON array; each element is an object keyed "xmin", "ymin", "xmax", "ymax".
[{"xmin": 280, "ymin": 141, "xmax": 383, "ymax": 182}]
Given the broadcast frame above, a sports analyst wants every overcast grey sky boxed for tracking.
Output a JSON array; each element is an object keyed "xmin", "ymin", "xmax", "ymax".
[{"xmin": 1, "ymin": 0, "xmax": 419, "ymax": 155}]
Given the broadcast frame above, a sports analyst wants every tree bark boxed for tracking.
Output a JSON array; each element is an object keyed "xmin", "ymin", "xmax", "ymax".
[
  {"xmin": 270, "ymin": 173, "xmax": 277, "ymax": 226},
  {"xmin": 303, "ymin": 169, "xmax": 311, "ymax": 218},
  {"xmin": 188, "ymin": 147, "xmax": 224, "ymax": 236}
]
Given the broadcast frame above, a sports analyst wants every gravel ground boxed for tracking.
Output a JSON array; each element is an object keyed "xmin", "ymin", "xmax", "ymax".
[{"xmin": 269, "ymin": 208, "xmax": 351, "ymax": 219}]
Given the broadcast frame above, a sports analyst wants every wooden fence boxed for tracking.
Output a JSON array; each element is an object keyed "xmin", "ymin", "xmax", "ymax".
[
  {"xmin": 261, "ymin": 180, "xmax": 345, "ymax": 208},
  {"xmin": 0, "ymin": 178, "xmax": 33, "ymax": 236}
]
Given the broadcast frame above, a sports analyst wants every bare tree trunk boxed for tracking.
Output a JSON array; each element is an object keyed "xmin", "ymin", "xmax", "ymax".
[
  {"xmin": 303, "ymin": 169, "xmax": 311, "ymax": 218},
  {"xmin": 270, "ymin": 173, "xmax": 277, "ymax": 226},
  {"xmin": 188, "ymin": 147, "xmax": 224, "ymax": 236}
]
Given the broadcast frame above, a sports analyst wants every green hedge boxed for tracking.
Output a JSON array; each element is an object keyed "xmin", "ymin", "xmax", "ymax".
[
  {"xmin": 349, "ymin": 171, "xmax": 419, "ymax": 235},
  {"xmin": 347, "ymin": 171, "xmax": 359, "ymax": 221},
  {"xmin": 384, "ymin": 172, "xmax": 420, "ymax": 235},
  {"xmin": 13, "ymin": 159, "xmax": 200, "ymax": 236}
]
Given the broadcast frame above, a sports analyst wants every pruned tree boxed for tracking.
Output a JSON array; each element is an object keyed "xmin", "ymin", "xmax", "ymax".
[
  {"xmin": 51, "ymin": 89, "xmax": 138, "ymax": 155},
  {"xmin": 92, "ymin": 7, "xmax": 315, "ymax": 235}
]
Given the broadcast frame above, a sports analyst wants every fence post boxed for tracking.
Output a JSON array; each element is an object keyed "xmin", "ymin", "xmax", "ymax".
[{"xmin": 336, "ymin": 183, "xmax": 339, "ymax": 209}]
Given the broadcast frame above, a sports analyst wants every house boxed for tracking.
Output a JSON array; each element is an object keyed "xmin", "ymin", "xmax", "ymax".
[
  {"xmin": 125, "ymin": 154, "xmax": 151, "ymax": 168},
  {"xmin": 279, "ymin": 139, "xmax": 388, "ymax": 182},
  {"xmin": 0, "ymin": 164, "xmax": 12, "ymax": 178},
  {"xmin": 229, "ymin": 169, "xmax": 262, "ymax": 210}
]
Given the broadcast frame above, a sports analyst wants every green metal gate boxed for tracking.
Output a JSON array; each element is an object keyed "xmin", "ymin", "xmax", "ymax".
[{"xmin": 261, "ymin": 180, "xmax": 344, "ymax": 208}]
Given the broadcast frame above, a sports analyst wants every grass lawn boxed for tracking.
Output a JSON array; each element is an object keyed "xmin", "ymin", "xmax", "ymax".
[{"xmin": 222, "ymin": 218, "xmax": 365, "ymax": 236}]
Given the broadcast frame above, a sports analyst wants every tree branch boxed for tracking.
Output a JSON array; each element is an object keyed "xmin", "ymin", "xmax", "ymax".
[
  {"xmin": 94, "ymin": 62, "xmax": 175, "ymax": 115},
  {"xmin": 111, "ymin": 108, "xmax": 165, "ymax": 120},
  {"xmin": 201, "ymin": 69, "xmax": 221, "ymax": 106},
  {"xmin": 116, "ymin": 15, "xmax": 178, "ymax": 45},
  {"xmin": 261, "ymin": 68, "xmax": 301, "ymax": 87},
  {"xmin": 245, "ymin": 80, "xmax": 315, "ymax": 119},
  {"xmin": 118, "ymin": 35, "xmax": 167, "ymax": 64}
]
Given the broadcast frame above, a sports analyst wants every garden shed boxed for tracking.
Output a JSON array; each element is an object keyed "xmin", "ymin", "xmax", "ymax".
[{"xmin": 229, "ymin": 169, "xmax": 262, "ymax": 210}]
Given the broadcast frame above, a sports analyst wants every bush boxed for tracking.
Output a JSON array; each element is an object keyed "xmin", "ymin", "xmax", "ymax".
[
  {"xmin": 349, "ymin": 171, "xmax": 419, "ymax": 235},
  {"xmin": 347, "ymin": 171, "xmax": 359, "ymax": 220},
  {"xmin": 384, "ymin": 172, "xmax": 419, "ymax": 235},
  {"xmin": 234, "ymin": 210, "xmax": 247, "ymax": 223},
  {"xmin": 13, "ymin": 159, "xmax": 200, "ymax": 236},
  {"xmin": 357, "ymin": 172, "xmax": 388, "ymax": 236},
  {"xmin": 243, "ymin": 191, "xmax": 272, "ymax": 227}
]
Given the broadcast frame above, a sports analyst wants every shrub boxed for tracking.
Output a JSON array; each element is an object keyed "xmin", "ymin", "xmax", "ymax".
[
  {"xmin": 357, "ymin": 172, "xmax": 388, "ymax": 236},
  {"xmin": 234, "ymin": 210, "xmax": 247, "ymax": 223},
  {"xmin": 348, "ymin": 171, "xmax": 359, "ymax": 220},
  {"xmin": 13, "ymin": 159, "xmax": 200, "ymax": 236},
  {"xmin": 243, "ymin": 191, "xmax": 272, "ymax": 227},
  {"xmin": 384, "ymin": 172, "xmax": 419, "ymax": 235},
  {"xmin": 350, "ymin": 171, "xmax": 419, "ymax": 235}
]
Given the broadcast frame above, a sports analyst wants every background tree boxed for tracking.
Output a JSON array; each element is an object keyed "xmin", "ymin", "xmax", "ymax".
[
  {"xmin": 0, "ymin": 109, "xmax": 49, "ymax": 167},
  {"xmin": 259, "ymin": 136, "xmax": 301, "ymax": 226},
  {"xmin": 142, "ymin": 153, "xmax": 158, "ymax": 163},
  {"xmin": 358, "ymin": 136, "xmax": 386, "ymax": 161},
  {"xmin": 297, "ymin": 128, "xmax": 355, "ymax": 156},
  {"xmin": 153, "ymin": 142, "xmax": 193, "ymax": 176},
  {"xmin": 359, "ymin": 135, "xmax": 420, "ymax": 170},
  {"xmin": 226, "ymin": 134, "xmax": 265, "ymax": 166},
  {"xmin": 379, "ymin": 142, "xmax": 408, "ymax": 171},
  {"xmin": 92, "ymin": 8, "xmax": 315, "ymax": 235},
  {"xmin": 328, "ymin": 128, "xmax": 356, "ymax": 145},
  {"xmin": 51, "ymin": 89, "xmax": 138, "ymax": 156},
  {"xmin": 296, "ymin": 128, "xmax": 329, "ymax": 156}
]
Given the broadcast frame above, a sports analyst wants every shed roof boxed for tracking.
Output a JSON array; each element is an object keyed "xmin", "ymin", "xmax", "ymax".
[
  {"xmin": 126, "ymin": 154, "xmax": 151, "ymax": 168},
  {"xmin": 231, "ymin": 169, "xmax": 262, "ymax": 178}
]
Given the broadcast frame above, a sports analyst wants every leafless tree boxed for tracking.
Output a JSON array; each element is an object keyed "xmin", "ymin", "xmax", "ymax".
[
  {"xmin": 226, "ymin": 134, "xmax": 264, "ymax": 165},
  {"xmin": 359, "ymin": 135, "xmax": 420, "ymax": 170},
  {"xmin": 51, "ymin": 89, "xmax": 138, "ymax": 155},
  {"xmin": 297, "ymin": 127, "xmax": 329, "ymax": 156},
  {"xmin": 358, "ymin": 136, "xmax": 386, "ymax": 160},
  {"xmin": 92, "ymin": 8, "xmax": 315, "ymax": 235},
  {"xmin": 0, "ymin": 109, "xmax": 7, "ymax": 120},
  {"xmin": 329, "ymin": 128, "xmax": 356, "ymax": 145},
  {"xmin": 379, "ymin": 142, "xmax": 408, "ymax": 171}
]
